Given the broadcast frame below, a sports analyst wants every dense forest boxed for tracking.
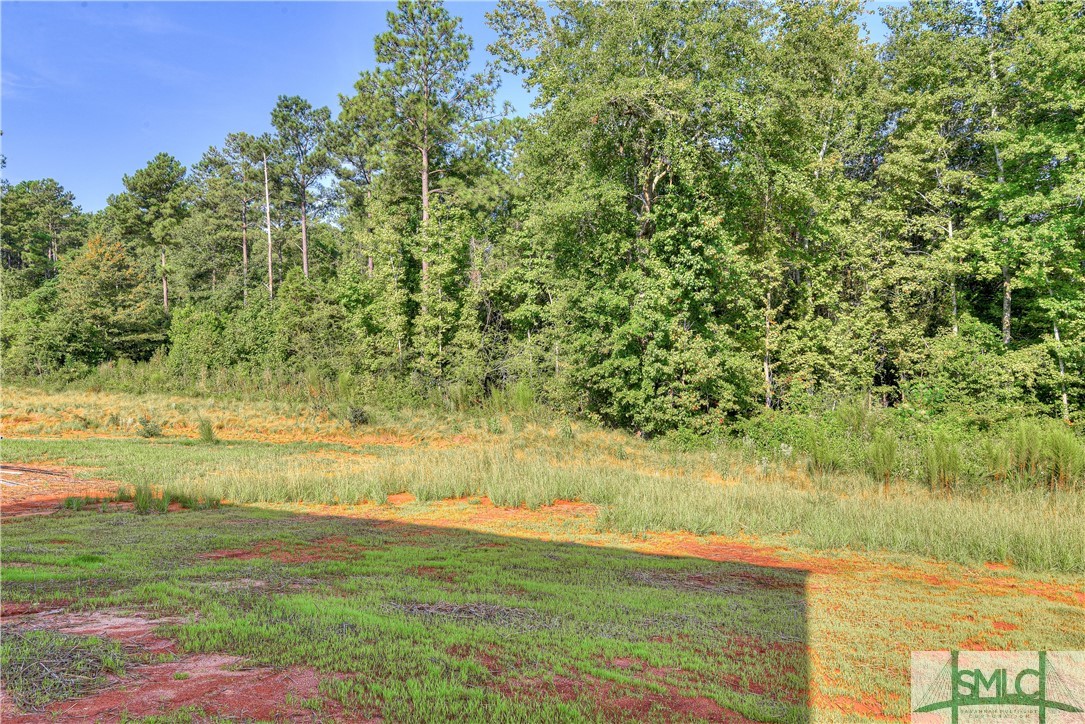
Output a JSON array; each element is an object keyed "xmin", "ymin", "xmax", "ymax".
[{"xmin": 3, "ymin": 0, "xmax": 1083, "ymax": 435}]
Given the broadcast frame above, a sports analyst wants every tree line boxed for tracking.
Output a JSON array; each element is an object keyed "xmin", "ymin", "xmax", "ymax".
[{"xmin": 3, "ymin": 0, "xmax": 1083, "ymax": 434}]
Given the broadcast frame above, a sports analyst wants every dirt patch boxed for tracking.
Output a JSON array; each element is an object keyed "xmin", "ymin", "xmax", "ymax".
[
  {"xmin": 388, "ymin": 600, "xmax": 554, "ymax": 630},
  {"xmin": 829, "ymin": 694, "xmax": 892, "ymax": 720},
  {"xmin": 0, "ymin": 609, "xmax": 346, "ymax": 722},
  {"xmin": 447, "ymin": 643, "xmax": 504, "ymax": 676},
  {"xmin": 629, "ymin": 569, "xmax": 804, "ymax": 595},
  {"xmin": 411, "ymin": 565, "xmax": 458, "ymax": 583},
  {"xmin": 0, "ymin": 465, "xmax": 119, "ymax": 518},
  {"xmin": 200, "ymin": 535, "xmax": 367, "ymax": 564},
  {"xmin": 0, "ymin": 601, "xmax": 71, "ymax": 620},
  {"xmin": 500, "ymin": 674, "xmax": 756, "ymax": 722}
]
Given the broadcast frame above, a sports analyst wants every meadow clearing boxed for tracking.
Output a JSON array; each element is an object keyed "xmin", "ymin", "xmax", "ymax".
[{"xmin": 1, "ymin": 387, "xmax": 1083, "ymax": 722}]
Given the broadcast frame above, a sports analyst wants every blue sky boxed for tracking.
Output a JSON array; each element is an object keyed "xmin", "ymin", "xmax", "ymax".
[
  {"xmin": 1, "ymin": 1, "xmax": 528, "ymax": 211},
  {"xmin": 2, "ymin": 2, "xmax": 894, "ymax": 213}
]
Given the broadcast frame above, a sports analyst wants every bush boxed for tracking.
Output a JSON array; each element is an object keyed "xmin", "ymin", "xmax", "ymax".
[
  {"xmin": 806, "ymin": 427, "xmax": 842, "ymax": 476},
  {"xmin": 136, "ymin": 417, "xmax": 163, "ymax": 438},
  {"xmin": 346, "ymin": 406, "xmax": 370, "ymax": 428},
  {"xmin": 865, "ymin": 429, "xmax": 898, "ymax": 492}
]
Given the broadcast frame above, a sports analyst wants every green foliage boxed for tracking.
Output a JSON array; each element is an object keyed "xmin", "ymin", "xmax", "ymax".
[
  {"xmin": 137, "ymin": 417, "xmax": 163, "ymax": 439},
  {"xmin": 197, "ymin": 417, "xmax": 218, "ymax": 444},
  {"xmin": 3, "ymin": 0, "xmax": 1084, "ymax": 437},
  {"xmin": 865, "ymin": 430, "xmax": 898, "ymax": 491},
  {"xmin": 806, "ymin": 427, "xmax": 842, "ymax": 477},
  {"xmin": 924, "ymin": 433, "xmax": 962, "ymax": 494},
  {"xmin": 133, "ymin": 483, "xmax": 155, "ymax": 513}
]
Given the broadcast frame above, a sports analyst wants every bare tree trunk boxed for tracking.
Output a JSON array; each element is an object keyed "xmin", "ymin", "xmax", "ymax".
[
  {"xmin": 367, "ymin": 256, "xmax": 374, "ymax": 277},
  {"xmin": 300, "ymin": 193, "xmax": 309, "ymax": 278},
  {"xmin": 1054, "ymin": 320, "xmax": 1070, "ymax": 421},
  {"xmin": 161, "ymin": 248, "xmax": 169, "ymax": 312},
  {"xmin": 263, "ymin": 153, "xmax": 274, "ymax": 300},
  {"xmin": 241, "ymin": 204, "xmax": 249, "ymax": 306}
]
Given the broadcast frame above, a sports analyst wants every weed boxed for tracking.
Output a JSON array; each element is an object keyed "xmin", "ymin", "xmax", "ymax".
[
  {"xmin": 924, "ymin": 432, "xmax": 961, "ymax": 494},
  {"xmin": 63, "ymin": 496, "xmax": 88, "ymax": 511},
  {"xmin": 346, "ymin": 406, "xmax": 370, "ymax": 428},
  {"xmin": 173, "ymin": 672, "xmax": 190, "ymax": 681},
  {"xmin": 133, "ymin": 484, "xmax": 155, "ymax": 514},
  {"xmin": 1044, "ymin": 423, "xmax": 1084, "ymax": 492},
  {"xmin": 865, "ymin": 429, "xmax": 897, "ymax": 493},
  {"xmin": 806, "ymin": 427, "xmax": 841, "ymax": 476},
  {"xmin": 137, "ymin": 417, "xmax": 163, "ymax": 438},
  {"xmin": 197, "ymin": 418, "xmax": 218, "ymax": 445}
]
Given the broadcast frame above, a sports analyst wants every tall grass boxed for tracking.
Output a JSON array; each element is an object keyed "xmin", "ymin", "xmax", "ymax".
[
  {"xmin": 865, "ymin": 429, "xmax": 897, "ymax": 494},
  {"xmin": 5, "ymin": 435, "xmax": 1083, "ymax": 573},
  {"xmin": 924, "ymin": 432, "xmax": 962, "ymax": 494}
]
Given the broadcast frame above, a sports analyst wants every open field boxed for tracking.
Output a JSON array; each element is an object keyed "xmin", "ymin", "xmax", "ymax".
[{"xmin": 2, "ymin": 388, "xmax": 1084, "ymax": 722}]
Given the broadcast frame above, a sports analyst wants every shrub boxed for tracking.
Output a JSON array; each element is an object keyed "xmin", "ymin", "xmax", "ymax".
[
  {"xmin": 1042, "ymin": 424, "xmax": 1084, "ymax": 491},
  {"xmin": 865, "ymin": 429, "xmax": 897, "ymax": 492},
  {"xmin": 346, "ymin": 406, "xmax": 370, "ymax": 428},
  {"xmin": 806, "ymin": 427, "xmax": 841, "ymax": 476},
  {"xmin": 136, "ymin": 417, "xmax": 163, "ymax": 438}
]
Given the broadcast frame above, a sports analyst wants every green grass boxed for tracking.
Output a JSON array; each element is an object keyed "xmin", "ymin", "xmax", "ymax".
[
  {"xmin": 1, "ymin": 504, "xmax": 809, "ymax": 722},
  {"xmin": 0, "ymin": 629, "xmax": 127, "ymax": 710},
  {"xmin": 4, "ymin": 498, "xmax": 1082, "ymax": 721},
  {"xmin": 4, "ymin": 435, "xmax": 1083, "ymax": 573}
]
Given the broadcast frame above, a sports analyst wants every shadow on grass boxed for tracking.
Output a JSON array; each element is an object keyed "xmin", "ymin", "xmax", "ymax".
[{"xmin": 1, "ymin": 503, "xmax": 810, "ymax": 722}]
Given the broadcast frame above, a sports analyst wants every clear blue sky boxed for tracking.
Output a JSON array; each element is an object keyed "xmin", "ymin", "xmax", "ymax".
[
  {"xmin": 1, "ymin": 1, "xmax": 529, "ymax": 211},
  {"xmin": 2, "ymin": 1, "xmax": 893, "ymax": 213}
]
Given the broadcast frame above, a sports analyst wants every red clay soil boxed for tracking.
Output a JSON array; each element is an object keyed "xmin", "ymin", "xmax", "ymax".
[
  {"xmin": 0, "ymin": 464, "xmax": 118, "ymax": 518},
  {"xmin": 200, "ymin": 535, "xmax": 368, "ymax": 564},
  {"xmin": 0, "ymin": 610, "xmax": 351, "ymax": 723},
  {"xmin": 500, "ymin": 674, "xmax": 756, "ymax": 723}
]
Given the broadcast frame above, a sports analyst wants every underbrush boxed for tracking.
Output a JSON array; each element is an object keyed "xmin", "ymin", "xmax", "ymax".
[{"xmin": 0, "ymin": 630, "xmax": 126, "ymax": 710}]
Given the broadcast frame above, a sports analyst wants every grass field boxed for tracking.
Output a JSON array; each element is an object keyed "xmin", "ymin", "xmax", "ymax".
[{"xmin": 2, "ymin": 388, "xmax": 1084, "ymax": 721}]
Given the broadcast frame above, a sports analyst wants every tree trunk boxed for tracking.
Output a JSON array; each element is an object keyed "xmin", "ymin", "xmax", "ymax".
[
  {"xmin": 264, "ymin": 153, "xmax": 274, "ymax": 300},
  {"xmin": 161, "ymin": 247, "xmax": 169, "ymax": 312},
  {"xmin": 300, "ymin": 193, "xmax": 310, "ymax": 279},
  {"xmin": 763, "ymin": 290, "xmax": 773, "ymax": 409},
  {"xmin": 1001, "ymin": 265, "xmax": 1012, "ymax": 345},
  {"xmin": 241, "ymin": 203, "xmax": 249, "ymax": 306},
  {"xmin": 987, "ymin": 15, "xmax": 1010, "ymax": 346},
  {"xmin": 1054, "ymin": 320, "xmax": 1070, "ymax": 421},
  {"xmin": 421, "ymin": 145, "xmax": 430, "ymax": 282},
  {"xmin": 948, "ymin": 217, "xmax": 958, "ymax": 336}
]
